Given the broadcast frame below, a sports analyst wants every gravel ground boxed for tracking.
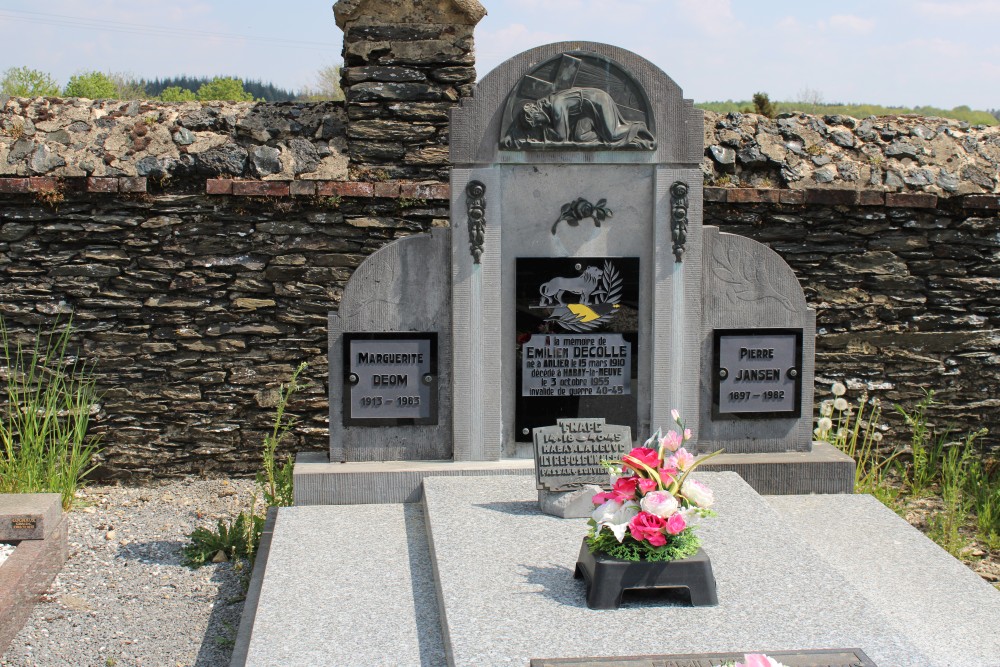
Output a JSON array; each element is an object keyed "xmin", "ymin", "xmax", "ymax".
[
  {"xmin": 0, "ymin": 542, "xmax": 14, "ymax": 567},
  {"xmin": 1, "ymin": 478, "xmax": 258, "ymax": 667}
]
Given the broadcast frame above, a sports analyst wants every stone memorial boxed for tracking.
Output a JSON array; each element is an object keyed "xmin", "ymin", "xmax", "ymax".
[
  {"xmin": 533, "ymin": 418, "xmax": 631, "ymax": 518},
  {"xmin": 301, "ymin": 40, "xmax": 853, "ymax": 505}
]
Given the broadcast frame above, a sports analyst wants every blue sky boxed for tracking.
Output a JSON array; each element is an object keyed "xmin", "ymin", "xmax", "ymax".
[{"xmin": 1, "ymin": 0, "xmax": 998, "ymax": 110}]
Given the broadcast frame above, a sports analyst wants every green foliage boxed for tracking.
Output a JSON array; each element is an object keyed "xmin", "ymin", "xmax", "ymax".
[
  {"xmin": 297, "ymin": 64, "xmax": 345, "ymax": 102},
  {"xmin": 751, "ymin": 92, "xmax": 776, "ymax": 118},
  {"xmin": 64, "ymin": 71, "xmax": 117, "ymax": 99},
  {"xmin": 586, "ymin": 522, "xmax": 701, "ymax": 562},
  {"xmin": 158, "ymin": 86, "xmax": 197, "ymax": 102},
  {"xmin": 143, "ymin": 76, "xmax": 296, "ymax": 102},
  {"xmin": 0, "ymin": 318, "xmax": 102, "ymax": 510},
  {"xmin": 182, "ymin": 511, "xmax": 264, "ymax": 567},
  {"xmin": 0, "ymin": 66, "xmax": 60, "ymax": 97},
  {"xmin": 196, "ymin": 77, "xmax": 256, "ymax": 102},
  {"xmin": 183, "ymin": 362, "xmax": 308, "ymax": 569},
  {"xmin": 256, "ymin": 362, "xmax": 307, "ymax": 508},
  {"xmin": 107, "ymin": 73, "xmax": 147, "ymax": 100},
  {"xmin": 896, "ymin": 389, "xmax": 951, "ymax": 496},
  {"xmin": 815, "ymin": 386, "xmax": 901, "ymax": 505},
  {"xmin": 698, "ymin": 99, "xmax": 999, "ymax": 126}
]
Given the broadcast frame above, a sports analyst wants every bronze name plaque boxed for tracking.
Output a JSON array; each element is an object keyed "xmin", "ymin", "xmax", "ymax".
[{"xmin": 11, "ymin": 517, "xmax": 37, "ymax": 531}]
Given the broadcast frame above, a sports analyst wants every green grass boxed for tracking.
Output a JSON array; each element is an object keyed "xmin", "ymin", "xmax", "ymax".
[
  {"xmin": 697, "ymin": 100, "xmax": 998, "ymax": 126},
  {"xmin": 818, "ymin": 383, "xmax": 999, "ymax": 559},
  {"xmin": 0, "ymin": 318, "xmax": 102, "ymax": 510},
  {"xmin": 184, "ymin": 362, "xmax": 307, "ymax": 571}
]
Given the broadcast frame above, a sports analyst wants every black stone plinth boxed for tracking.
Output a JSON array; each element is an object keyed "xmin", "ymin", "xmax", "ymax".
[{"xmin": 573, "ymin": 539, "xmax": 718, "ymax": 610}]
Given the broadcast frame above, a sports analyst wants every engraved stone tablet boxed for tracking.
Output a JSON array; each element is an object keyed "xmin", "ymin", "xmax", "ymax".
[
  {"xmin": 713, "ymin": 328, "xmax": 803, "ymax": 419},
  {"xmin": 533, "ymin": 418, "xmax": 630, "ymax": 492},
  {"xmin": 343, "ymin": 333, "xmax": 437, "ymax": 426}
]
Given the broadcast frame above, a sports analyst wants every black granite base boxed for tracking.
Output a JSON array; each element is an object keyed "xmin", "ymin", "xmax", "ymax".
[{"xmin": 573, "ymin": 539, "xmax": 718, "ymax": 610}]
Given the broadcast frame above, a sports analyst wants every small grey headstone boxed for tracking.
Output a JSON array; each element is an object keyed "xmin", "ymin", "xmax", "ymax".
[{"xmin": 533, "ymin": 418, "xmax": 629, "ymax": 518}]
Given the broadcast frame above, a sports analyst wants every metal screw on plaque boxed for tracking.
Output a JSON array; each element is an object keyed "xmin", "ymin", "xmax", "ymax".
[
  {"xmin": 574, "ymin": 263, "xmax": 582, "ymax": 271},
  {"xmin": 422, "ymin": 374, "xmax": 433, "ymax": 385},
  {"xmin": 719, "ymin": 368, "xmax": 728, "ymax": 380},
  {"xmin": 522, "ymin": 428, "xmax": 529, "ymax": 435},
  {"xmin": 787, "ymin": 368, "xmax": 798, "ymax": 379},
  {"xmin": 348, "ymin": 373, "xmax": 359, "ymax": 385}
]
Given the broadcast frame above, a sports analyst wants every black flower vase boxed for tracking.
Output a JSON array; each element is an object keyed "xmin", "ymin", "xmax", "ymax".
[{"xmin": 573, "ymin": 538, "xmax": 718, "ymax": 610}]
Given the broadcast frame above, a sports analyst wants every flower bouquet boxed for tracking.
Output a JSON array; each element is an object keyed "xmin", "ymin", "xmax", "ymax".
[{"xmin": 586, "ymin": 410, "xmax": 723, "ymax": 562}]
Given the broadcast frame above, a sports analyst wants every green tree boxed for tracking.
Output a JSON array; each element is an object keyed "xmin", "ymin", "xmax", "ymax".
[
  {"xmin": 64, "ymin": 71, "xmax": 117, "ymax": 99},
  {"xmin": 298, "ymin": 64, "xmax": 344, "ymax": 102},
  {"xmin": 158, "ymin": 86, "xmax": 197, "ymax": 102},
  {"xmin": 752, "ymin": 92, "xmax": 776, "ymax": 118},
  {"xmin": 196, "ymin": 77, "xmax": 255, "ymax": 102},
  {"xmin": 0, "ymin": 66, "xmax": 60, "ymax": 97},
  {"xmin": 108, "ymin": 72, "xmax": 146, "ymax": 100}
]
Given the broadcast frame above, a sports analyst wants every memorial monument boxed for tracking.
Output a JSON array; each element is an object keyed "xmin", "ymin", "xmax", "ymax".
[{"xmin": 296, "ymin": 41, "xmax": 853, "ymax": 505}]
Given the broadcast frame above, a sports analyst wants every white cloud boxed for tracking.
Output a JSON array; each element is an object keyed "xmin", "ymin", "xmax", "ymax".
[
  {"xmin": 674, "ymin": 0, "xmax": 742, "ymax": 37},
  {"xmin": 916, "ymin": 1, "xmax": 1000, "ymax": 18},
  {"xmin": 828, "ymin": 14, "xmax": 876, "ymax": 35}
]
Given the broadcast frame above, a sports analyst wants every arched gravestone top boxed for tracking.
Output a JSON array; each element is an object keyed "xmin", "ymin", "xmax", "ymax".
[{"xmin": 450, "ymin": 41, "xmax": 702, "ymax": 165}]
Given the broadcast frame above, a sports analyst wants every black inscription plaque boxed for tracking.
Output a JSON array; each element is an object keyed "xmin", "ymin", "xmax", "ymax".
[
  {"xmin": 533, "ymin": 418, "xmax": 631, "ymax": 492},
  {"xmin": 516, "ymin": 257, "xmax": 640, "ymax": 441},
  {"xmin": 712, "ymin": 328, "xmax": 803, "ymax": 420},
  {"xmin": 343, "ymin": 332, "xmax": 438, "ymax": 426}
]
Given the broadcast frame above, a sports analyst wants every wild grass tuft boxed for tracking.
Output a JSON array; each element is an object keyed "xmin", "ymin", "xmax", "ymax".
[
  {"xmin": 184, "ymin": 362, "xmax": 307, "ymax": 571},
  {"xmin": 0, "ymin": 318, "xmax": 102, "ymax": 509}
]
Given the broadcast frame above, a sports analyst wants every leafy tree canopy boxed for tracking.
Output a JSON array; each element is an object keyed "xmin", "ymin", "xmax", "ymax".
[
  {"xmin": 158, "ymin": 86, "xmax": 197, "ymax": 102},
  {"xmin": 1, "ymin": 66, "xmax": 60, "ymax": 97},
  {"xmin": 143, "ymin": 76, "xmax": 294, "ymax": 102},
  {"xmin": 64, "ymin": 71, "xmax": 117, "ymax": 99},
  {"xmin": 195, "ymin": 77, "xmax": 256, "ymax": 102}
]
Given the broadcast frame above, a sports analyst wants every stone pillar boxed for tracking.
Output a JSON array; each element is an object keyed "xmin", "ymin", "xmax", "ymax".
[{"xmin": 333, "ymin": 0, "xmax": 486, "ymax": 181}]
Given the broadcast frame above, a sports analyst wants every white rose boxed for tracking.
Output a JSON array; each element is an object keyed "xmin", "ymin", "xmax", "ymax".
[
  {"xmin": 681, "ymin": 478, "xmax": 714, "ymax": 508},
  {"xmin": 640, "ymin": 490, "xmax": 679, "ymax": 518}
]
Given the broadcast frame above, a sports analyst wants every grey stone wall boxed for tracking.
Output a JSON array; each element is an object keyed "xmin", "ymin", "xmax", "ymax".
[
  {"xmin": 702, "ymin": 110, "xmax": 1000, "ymax": 195},
  {"xmin": 706, "ymin": 196, "xmax": 1000, "ymax": 446},
  {"xmin": 0, "ymin": 191, "xmax": 446, "ymax": 477}
]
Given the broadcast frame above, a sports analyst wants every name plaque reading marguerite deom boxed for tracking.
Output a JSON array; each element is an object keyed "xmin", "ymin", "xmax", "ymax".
[
  {"xmin": 713, "ymin": 328, "xmax": 803, "ymax": 419},
  {"xmin": 342, "ymin": 333, "xmax": 438, "ymax": 426},
  {"xmin": 533, "ymin": 418, "xmax": 631, "ymax": 492}
]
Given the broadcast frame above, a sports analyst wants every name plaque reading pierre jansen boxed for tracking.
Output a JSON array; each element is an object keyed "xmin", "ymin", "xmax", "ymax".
[
  {"xmin": 534, "ymin": 418, "xmax": 631, "ymax": 492},
  {"xmin": 713, "ymin": 328, "xmax": 803, "ymax": 419},
  {"xmin": 342, "ymin": 332, "xmax": 438, "ymax": 426}
]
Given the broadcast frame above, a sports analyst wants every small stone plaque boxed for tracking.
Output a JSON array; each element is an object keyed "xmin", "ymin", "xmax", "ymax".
[
  {"xmin": 11, "ymin": 517, "xmax": 37, "ymax": 531},
  {"xmin": 342, "ymin": 333, "xmax": 438, "ymax": 426},
  {"xmin": 530, "ymin": 647, "xmax": 877, "ymax": 667},
  {"xmin": 712, "ymin": 328, "xmax": 803, "ymax": 419},
  {"xmin": 533, "ymin": 418, "xmax": 630, "ymax": 492}
]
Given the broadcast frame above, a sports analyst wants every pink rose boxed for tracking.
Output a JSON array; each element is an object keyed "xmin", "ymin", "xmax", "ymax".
[
  {"xmin": 665, "ymin": 512, "xmax": 687, "ymax": 535},
  {"xmin": 638, "ymin": 478, "xmax": 657, "ymax": 494},
  {"xmin": 658, "ymin": 466, "xmax": 678, "ymax": 486},
  {"xmin": 623, "ymin": 447, "xmax": 660, "ymax": 474},
  {"xmin": 628, "ymin": 511, "xmax": 667, "ymax": 546},
  {"xmin": 659, "ymin": 429, "xmax": 683, "ymax": 452},
  {"xmin": 667, "ymin": 447, "xmax": 695, "ymax": 471}
]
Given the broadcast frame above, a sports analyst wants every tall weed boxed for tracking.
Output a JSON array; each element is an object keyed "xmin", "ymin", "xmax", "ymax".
[
  {"xmin": 184, "ymin": 362, "xmax": 307, "ymax": 570},
  {"xmin": 0, "ymin": 319, "xmax": 101, "ymax": 509},
  {"xmin": 896, "ymin": 389, "xmax": 951, "ymax": 496},
  {"xmin": 815, "ymin": 383, "xmax": 900, "ymax": 504}
]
